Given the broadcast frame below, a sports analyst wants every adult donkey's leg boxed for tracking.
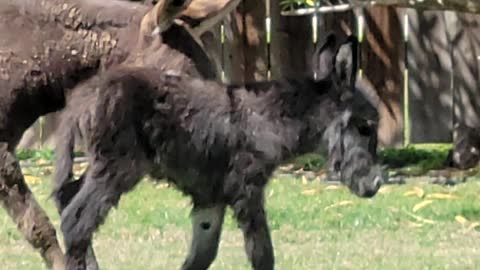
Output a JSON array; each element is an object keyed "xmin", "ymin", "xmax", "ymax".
[
  {"xmin": 182, "ymin": 204, "xmax": 225, "ymax": 270},
  {"xmin": 0, "ymin": 144, "xmax": 65, "ymax": 270}
]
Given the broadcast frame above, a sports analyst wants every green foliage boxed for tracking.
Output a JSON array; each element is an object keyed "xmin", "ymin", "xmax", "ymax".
[
  {"xmin": 280, "ymin": 0, "xmax": 317, "ymax": 11},
  {"xmin": 16, "ymin": 149, "xmax": 54, "ymax": 162},
  {"xmin": 290, "ymin": 153, "xmax": 326, "ymax": 171},
  {"xmin": 16, "ymin": 148, "xmax": 85, "ymax": 163},
  {"xmin": 15, "ymin": 149, "xmax": 37, "ymax": 161},
  {"xmin": 285, "ymin": 144, "xmax": 452, "ymax": 176},
  {"xmin": 379, "ymin": 144, "xmax": 452, "ymax": 175}
]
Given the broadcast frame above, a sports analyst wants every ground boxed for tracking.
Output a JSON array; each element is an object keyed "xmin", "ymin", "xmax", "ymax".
[{"xmin": 1, "ymin": 159, "xmax": 480, "ymax": 270}]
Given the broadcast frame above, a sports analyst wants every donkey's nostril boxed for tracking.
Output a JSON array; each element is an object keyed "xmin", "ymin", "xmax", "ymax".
[
  {"xmin": 362, "ymin": 189, "xmax": 377, "ymax": 198},
  {"xmin": 357, "ymin": 175, "xmax": 382, "ymax": 198},
  {"xmin": 333, "ymin": 161, "xmax": 341, "ymax": 172},
  {"xmin": 364, "ymin": 176, "xmax": 382, "ymax": 197}
]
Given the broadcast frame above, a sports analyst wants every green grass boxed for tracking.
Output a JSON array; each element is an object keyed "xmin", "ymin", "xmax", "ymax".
[{"xmin": 1, "ymin": 168, "xmax": 480, "ymax": 269}]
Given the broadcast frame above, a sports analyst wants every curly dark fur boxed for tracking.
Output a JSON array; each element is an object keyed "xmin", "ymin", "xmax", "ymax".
[{"xmin": 53, "ymin": 41, "xmax": 385, "ymax": 269}]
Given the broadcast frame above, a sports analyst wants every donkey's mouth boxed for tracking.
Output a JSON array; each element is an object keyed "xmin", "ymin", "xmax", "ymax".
[
  {"xmin": 350, "ymin": 173, "xmax": 383, "ymax": 198},
  {"xmin": 359, "ymin": 175, "xmax": 381, "ymax": 198}
]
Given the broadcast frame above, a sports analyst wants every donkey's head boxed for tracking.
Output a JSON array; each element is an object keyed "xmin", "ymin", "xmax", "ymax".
[
  {"xmin": 315, "ymin": 33, "xmax": 384, "ymax": 198},
  {"xmin": 139, "ymin": 0, "xmax": 193, "ymax": 39},
  {"xmin": 323, "ymin": 109, "xmax": 384, "ymax": 197},
  {"xmin": 145, "ymin": 0, "xmax": 241, "ymax": 37}
]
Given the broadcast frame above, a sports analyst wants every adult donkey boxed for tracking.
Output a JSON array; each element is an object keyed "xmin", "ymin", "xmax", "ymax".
[
  {"xmin": 53, "ymin": 34, "xmax": 384, "ymax": 270},
  {"xmin": 0, "ymin": 0, "xmax": 238, "ymax": 268}
]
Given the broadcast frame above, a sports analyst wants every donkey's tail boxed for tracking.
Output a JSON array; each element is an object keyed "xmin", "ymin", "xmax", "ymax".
[{"xmin": 52, "ymin": 121, "xmax": 78, "ymax": 210}]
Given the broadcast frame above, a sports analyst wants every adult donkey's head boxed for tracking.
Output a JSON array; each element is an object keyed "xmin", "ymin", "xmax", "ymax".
[
  {"xmin": 316, "ymin": 33, "xmax": 384, "ymax": 197},
  {"xmin": 141, "ymin": 0, "xmax": 241, "ymax": 38}
]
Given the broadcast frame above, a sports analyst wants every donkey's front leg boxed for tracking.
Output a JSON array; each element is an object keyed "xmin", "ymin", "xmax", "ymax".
[{"xmin": 182, "ymin": 204, "xmax": 226, "ymax": 270}]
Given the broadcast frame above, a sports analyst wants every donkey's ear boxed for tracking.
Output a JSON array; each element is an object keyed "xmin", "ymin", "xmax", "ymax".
[
  {"xmin": 334, "ymin": 35, "xmax": 359, "ymax": 92},
  {"xmin": 340, "ymin": 109, "xmax": 353, "ymax": 128},
  {"xmin": 313, "ymin": 32, "xmax": 338, "ymax": 80}
]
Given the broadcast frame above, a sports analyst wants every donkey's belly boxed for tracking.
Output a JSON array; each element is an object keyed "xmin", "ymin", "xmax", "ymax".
[
  {"xmin": 156, "ymin": 165, "xmax": 227, "ymax": 205},
  {"xmin": 151, "ymin": 135, "xmax": 233, "ymax": 203},
  {"xmin": 152, "ymin": 151, "xmax": 230, "ymax": 204}
]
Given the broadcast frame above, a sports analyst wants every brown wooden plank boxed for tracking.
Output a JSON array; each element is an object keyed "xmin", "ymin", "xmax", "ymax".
[
  {"xmin": 200, "ymin": 24, "xmax": 223, "ymax": 81},
  {"xmin": 321, "ymin": 11, "xmax": 355, "ymax": 38},
  {"xmin": 223, "ymin": 4, "xmax": 245, "ymax": 84},
  {"xmin": 270, "ymin": 1, "xmax": 313, "ymax": 80},
  {"xmin": 242, "ymin": 0, "xmax": 268, "ymax": 82},
  {"xmin": 362, "ymin": 6, "xmax": 405, "ymax": 147},
  {"xmin": 222, "ymin": 0, "xmax": 267, "ymax": 84},
  {"xmin": 451, "ymin": 13, "xmax": 480, "ymax": 127},
  {"xmin": 407, "ymin": 9, "xmax": 453, "ymax": 143}
]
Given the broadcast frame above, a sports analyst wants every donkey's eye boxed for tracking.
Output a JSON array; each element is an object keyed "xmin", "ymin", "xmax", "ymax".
[{"xmin": 357, "ymin": 125, "xmax": 371, "ymax": 136}]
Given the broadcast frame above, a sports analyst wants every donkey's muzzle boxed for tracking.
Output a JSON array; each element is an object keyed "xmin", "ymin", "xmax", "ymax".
[
  {"xmin": 349, "ymin": 166, "xmax": 384, "ymax": 198},
  {"xmin": 358, "ymin": 175, "xmax": 381, "ymax": 198}
]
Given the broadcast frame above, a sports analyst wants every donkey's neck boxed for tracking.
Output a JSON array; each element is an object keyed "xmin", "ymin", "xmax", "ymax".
[
  {"xmin": 229, "ymin": 77, "xmax": 337, "ymax": 163},
  {"xmin": 11, "ymin": 0, "xmax": 147, "ymax": 30}
]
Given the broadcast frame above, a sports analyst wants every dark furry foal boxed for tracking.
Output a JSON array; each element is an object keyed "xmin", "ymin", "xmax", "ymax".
[{"xmin": 53, "ymin": 36, "xmax": 383, "ymax": 270}]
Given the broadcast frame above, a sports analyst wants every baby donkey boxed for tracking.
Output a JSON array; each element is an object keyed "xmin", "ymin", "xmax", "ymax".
[{"xmin": 53, "ymin": 34, "xmax": 384, "ymax": 270}]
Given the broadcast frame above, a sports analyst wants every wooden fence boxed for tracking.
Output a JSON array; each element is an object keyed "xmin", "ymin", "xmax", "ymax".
[{"xmin": 18, "ymin": 2, "xmax": 480, "ymax": 149}]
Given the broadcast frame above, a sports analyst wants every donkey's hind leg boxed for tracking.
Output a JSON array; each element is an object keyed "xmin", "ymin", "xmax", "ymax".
[
  {"xmin": 56, "ymin": 174, "xmax": 99, "ymax": 270},
  {"xmin": 60, "ymin": 179, "xmax": 117, "ymax": 270},
  {"xmin": 182, "ymin": 204, "xmax": 225, "ymax": 270},
  {"xmin": 60, "ymin": 162, "xmax": 144, "ymax": 270}
]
